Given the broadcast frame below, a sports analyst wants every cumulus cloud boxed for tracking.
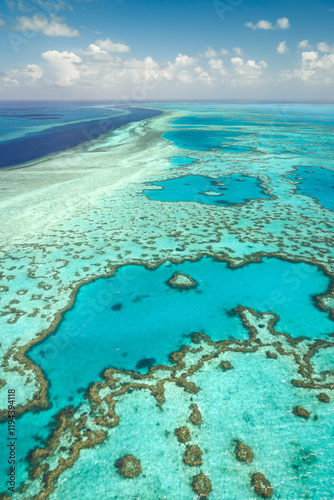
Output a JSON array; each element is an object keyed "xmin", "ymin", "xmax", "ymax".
[
  {"xmin": 277, "ymin": 41, "xmax": 289, "ymax": 54},
  {"xmin": 317, "ymin": 42, "xmax": 334, "ymax": 53},
  {"xmin": 41, "ymin": 50, "xmax": 81, "ymax": 86},
  {"xmin": 298, "ymin": 40, "xmax": 311, "ymax": 50},
  {"xmin": 233, "ymin": 47, "xmax": 244, "ymax": 56},
  {"xmin": 199, "ymin": 46, "xmax": 217, "ymax": 58},
  {"xmin": 174, "ymin": 54, "xmax": 197, "ymax": 66},
  {"xmin": 220, "ymin": 48, "xmax": 229, "ymax": 56},
  {"xmin": 14, "ymin": 14, "xmax": 79, "ymax": 36},
  {"xmin": 276, "ymin": 18, "xmax": 290, "ymax": 30},
  {"xmin": 208, "ymin": 58, "xmax": 224, "ymax": 70},
  {"xmin": 0, "ymin": 40, "xmax": 271, "ymax": 96},
  {"xmin": 1, "ymin": 63, "xmax": 43, "ymax": 87},
  {"xmin": 246, "ymin": 17, "xmax": 290, "ymax": 30},
  {"xmin": 246, "ymin": 20, "xmax": 272, "ymax": 30},
  {"xmin": 94, "ymin": 38, "xmax": 130, "ymax": 53},
  {"xmin": 282, "ymin": 48, "xmax": 334, "ymax": 85},
  {"xmin": 230, "ymin": 57, "xmax": 267, "ymax": 84},
  {"xmin": 294, "ymin": 50, "xmax": 334, "ymax": 83}
]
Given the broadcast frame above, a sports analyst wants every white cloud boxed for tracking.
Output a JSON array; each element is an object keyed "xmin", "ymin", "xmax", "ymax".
[
  {"xmin": 298, "ymin": 40, "xmax": 311, "ymax": 50},
  {"xmin": 246, "ymin": 17, "xmax": 290, "ymax": 30},
  {"xmin": 233, "ymin": 47, "xmax": 244, "ymax": 56},
  {"xmin": 1, "ymin": 63, "xmax": 43, "ymax": 87},
  {"xmin": 277, "ymin": 41, "xmax": 289, "ymax": 54},
  {"xmin": 277, "ymin": 17, "xmax": 290, "ymax": 30},
  {"xmin": 94, "ymin": 38, "xmax": 130, "ymax": 53},
  {"xmin": 246, "ymin": 20, "xmax": 273, "ymax": 30},
  {"xmin": 41, "ymin": 50, "xmax": 81, "ymax": 86},
  {"xmin": 286, "ymin": 49, "xmax": 334, "ymax": 84},
  {"xmin": 177, "ymin": 71, "xmax": 193, "ymax": 84},
  {"xmin": 199, "ymin": 46, "xmax": 217, "ymax": 58},
  {"xmin": 0, "ymin": 40, "xmax": 270, "ymax": 96},
  {"xmin": 174, "ymin": 54, "xmax": 197, "ymax": 66},
  {"xmin": 317, "ymin": 42, "xmax": 334, "ymax": 53},
  {"xmin": 14, "ymin": 14, "xmax": 79, "ymax": 36},
  {"xmin": 208, "ymin": 58, "xmax": 224, "ymax": 70},
  {"xmin": 302, "ymin": 51, "xmax": 318, "ymax": 62},
  {"xmin": 231, "ymin": 57, "xmax": 243, "ymax": 65},
  {"xmin": 220, "ymin": 48, "xmax": 229, "ymax": 56},
  {"xmin": 230, "ymin": 56, "xmax": 267, "ymax": 84},
  {"xmin": 86, "ymin": 43, "xmax": 106, "ymax": 55}
]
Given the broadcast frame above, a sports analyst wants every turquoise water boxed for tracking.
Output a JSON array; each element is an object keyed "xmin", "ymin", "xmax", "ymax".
[
  {"xmin": 49, "ymin": 350, "xmax": 334, "ymax": 500},
  {"xmin": 143, "ymin": 174, "xmax": 270, "ymax": 206},
  {"xmin": 163, "ymin": 129, "xmax": 245, "ymax": 151},
  {"xmin": 2, "ymin": 103, "xmax": 334, "ymax": 499},
  {"xmin": 286, "ymin": 166, "xmax": 334, "ymax": 211},
  {"xmin": 169, "ymin": 156, "xmax": 196, "ymax": 168},
  {"xmin": 29, "ymin": 257, "xmax": 332, "ymax": 407},
  {"xmin": 1, "ymin": 256, "xmax": 326, "ymax": 491}
]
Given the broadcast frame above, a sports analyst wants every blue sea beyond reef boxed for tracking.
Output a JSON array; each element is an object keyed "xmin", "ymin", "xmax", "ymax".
[{"xmin": 0, "ymin": 101, "xmax": 333, "ymax": 500}]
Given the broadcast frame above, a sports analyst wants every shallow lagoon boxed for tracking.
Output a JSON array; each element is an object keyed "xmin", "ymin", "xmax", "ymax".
[
  {"xmin": 13, "ymin": 255, "xmax": 331, "ymax": 496},
  {"xmin": 286, "ymin": 166, "xmax": 334, "ymax": 211},
  {"xmin": 144, "ymin": 174, "xmax": 270, "ymax": 206},
  {"xmin": 29, "ymin": 257, "xmax": 333, "ymax": 408},
  {"xmin": 163, "ymin": 129, "xmax": 245, "ymax": 151}
]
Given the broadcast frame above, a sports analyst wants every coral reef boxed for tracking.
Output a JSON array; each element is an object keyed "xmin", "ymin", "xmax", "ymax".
[
  {"xmin": 318, "ymin": 392, "xmax": 330, "ymax": 403},
  {"xmin": 114, "ymin": 455, "xmax": 142, "ymax": 479},
  {"xmin": 192, "ymin": 473, "xmax": 212, "ymax": 497},
  {"xmin": 189, "ymin": 404, "xmax": 202, "ymax": 426},
  {"xmin": 175, "ymin": 426, "xmax": 191, "ymax": 443},
  {"xmin": 251, "ymin": 473, "xmax": 274, "ymax": 498},
  {"xmin": 183, "ymin": 445, "xmax": 203, "ymax": 467},
  {"xmin": 293, "ymin": 406, "xmax": 310, "ymax": 419},
  {"xmin": 167, "ymin": 273, "xmax": 197, "ymax": 289},
  {"xmin": 220, "ymin": 360, "xmax": 233, "ymax": 370},
  {"xmin": 234, "ymin": 441, "xmax": 254, "ymax": 464}
]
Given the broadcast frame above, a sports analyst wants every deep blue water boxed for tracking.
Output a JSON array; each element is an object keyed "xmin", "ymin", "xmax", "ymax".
[
  {"xmin": 0, "ymin": 103, "xmax": 160, "ymax": 168},
  {"xmin": 286, "ymin": 166, "xmax": 334, "ymax": 211},
  {"xmin": 143, "ymin": 174, "xmax": 270, "ymax": 205}
]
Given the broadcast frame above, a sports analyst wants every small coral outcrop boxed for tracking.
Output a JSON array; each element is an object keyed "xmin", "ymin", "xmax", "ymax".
[
  {"xmin": 175, "ymin": 426, "xmax": 191, "ymax": 443},
  {"xmin": 192, "ymin": 473, "xmax": 212, "ymax": 497},
  {"xmin": 318, "ymin": 393, "xmax": 330, "ymax": 403},
  {"xmin": 220, "ymin": 360, "xmax": 233, "ymax": 371},
  {"xmin": 234, "ymin": 441, "xmax": 254, "ymax": 464},
  {"xmin": 167, "ymin": 273, "xmax": 197, "ymax": 289},
  {"xmin": 183, "ymin": 445, "xmax": 203, "ymax": 467},
  {"xmin": 114, "ymin": 455, "xmax": 142, "ymax": 478},
  {"xmin": 293, "ymin": 406, "xmax": 310, "ymax": 419},
  {"xmin": 189, "ymin": 404, "xmax": 202, "ymax": 425},
  {"xmin": 251, "ymin": 473, "xmax": 274, "ymax": 498}
]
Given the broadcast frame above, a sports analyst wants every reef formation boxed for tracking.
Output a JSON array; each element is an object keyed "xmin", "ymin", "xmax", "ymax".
[{"xmin": 0, "ymin": 103, "xmax": 333, "ymax": 499}]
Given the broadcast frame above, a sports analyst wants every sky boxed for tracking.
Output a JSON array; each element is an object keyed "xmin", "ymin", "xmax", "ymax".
[{"xmin": 0, "ymin": 0, "xmax": 333, "ymax": 100}]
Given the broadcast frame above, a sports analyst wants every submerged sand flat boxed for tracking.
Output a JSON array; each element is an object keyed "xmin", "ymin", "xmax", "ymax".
[{"xmin": 0, "ymin": 104, "xmax": 334, "ymax": 499}]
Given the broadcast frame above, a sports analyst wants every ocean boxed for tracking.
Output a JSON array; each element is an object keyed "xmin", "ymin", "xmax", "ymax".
[{"xmin": 0, "ymin": 101, "xmax": 333, "ymax": 499}]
